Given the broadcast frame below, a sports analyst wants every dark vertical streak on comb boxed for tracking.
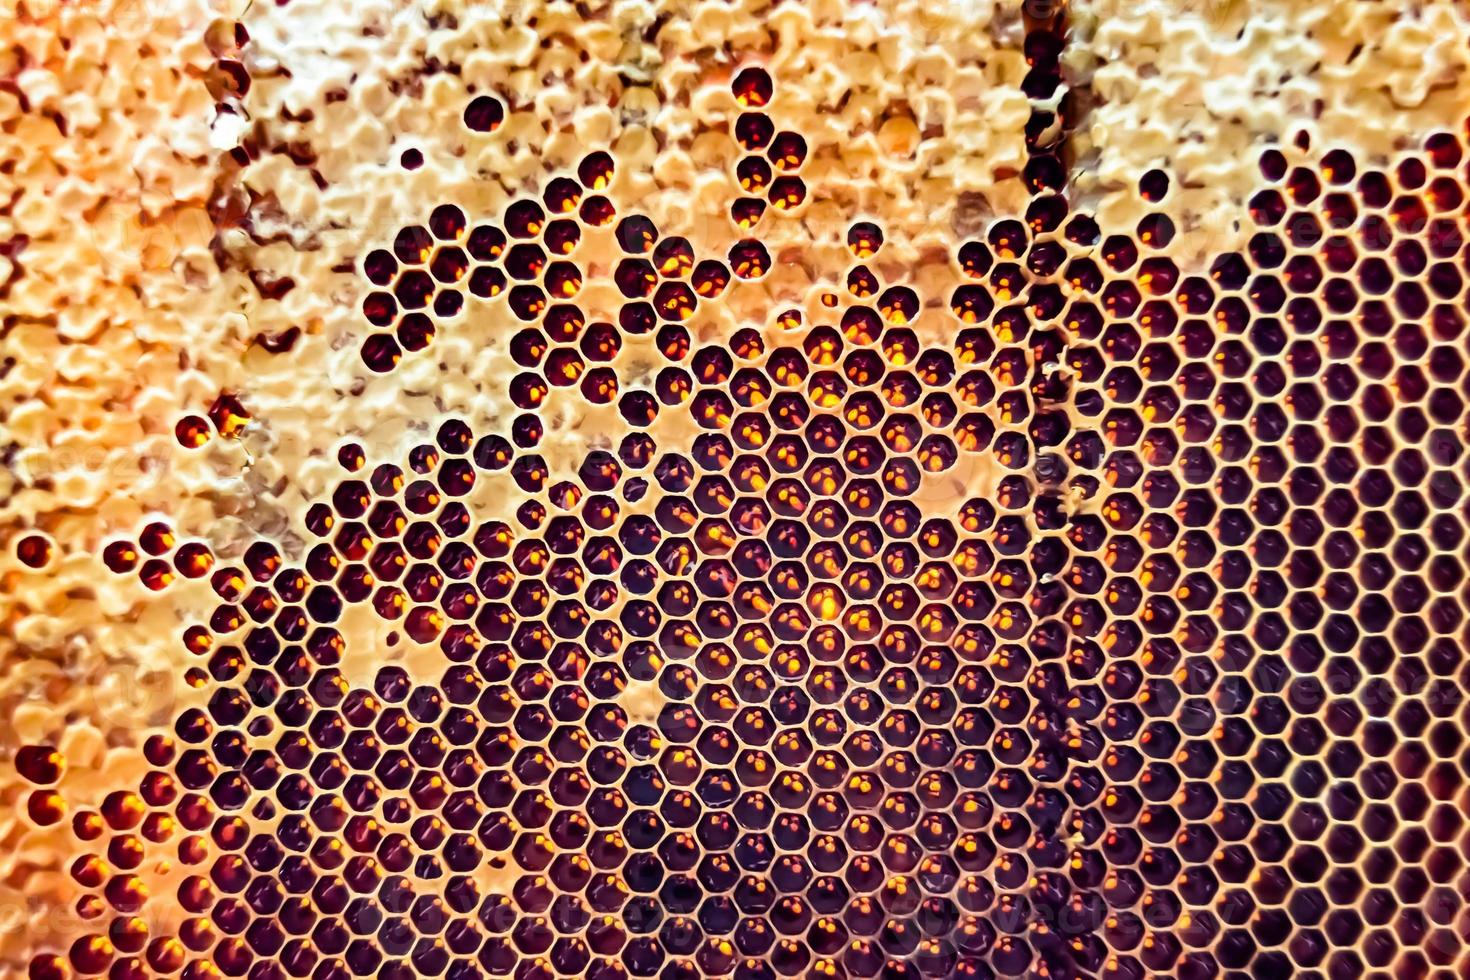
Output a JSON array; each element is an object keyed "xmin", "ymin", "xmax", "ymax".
[
  {"xmin": 1020, "ymin": 0, "xmax": 1078, "ymax": 496},
  {"xmin": 1021, "ymin": 0, "xmax": 1071, "ymax": 191},
  {"xmin": 1020, "ymin": 4, "xmax": 1111, "ymax": 975}
]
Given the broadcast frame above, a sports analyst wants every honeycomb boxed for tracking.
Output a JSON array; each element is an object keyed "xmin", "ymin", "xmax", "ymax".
[{"xmin": 5, "ymin": 1, "xmax": 1470, "ymax": 979}]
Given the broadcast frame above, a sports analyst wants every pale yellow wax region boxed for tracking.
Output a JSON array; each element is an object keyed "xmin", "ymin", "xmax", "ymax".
[{"xmin": 1072, "ymin": 0, "xmax": 1470, "ymax": 264}]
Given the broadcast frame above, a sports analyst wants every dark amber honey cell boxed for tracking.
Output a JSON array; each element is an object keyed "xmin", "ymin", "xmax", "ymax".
[
  {"xmin": 729, "ymin": 196, "xmax": 766, "ymax": 229},
  {"xmin": 730, "ymin": 66, "xmax": 773, "ymax": 108},
  {"xmin": 173, "ymin": 415, "xmax": 212, "ymax": 449},
  {"xmin": 16, "ymin": 745, "xmax": 64, "ymax": 784},
  {"xmin": 462, "ymin": 94, "xmax": 504, "ymax": 133}
]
